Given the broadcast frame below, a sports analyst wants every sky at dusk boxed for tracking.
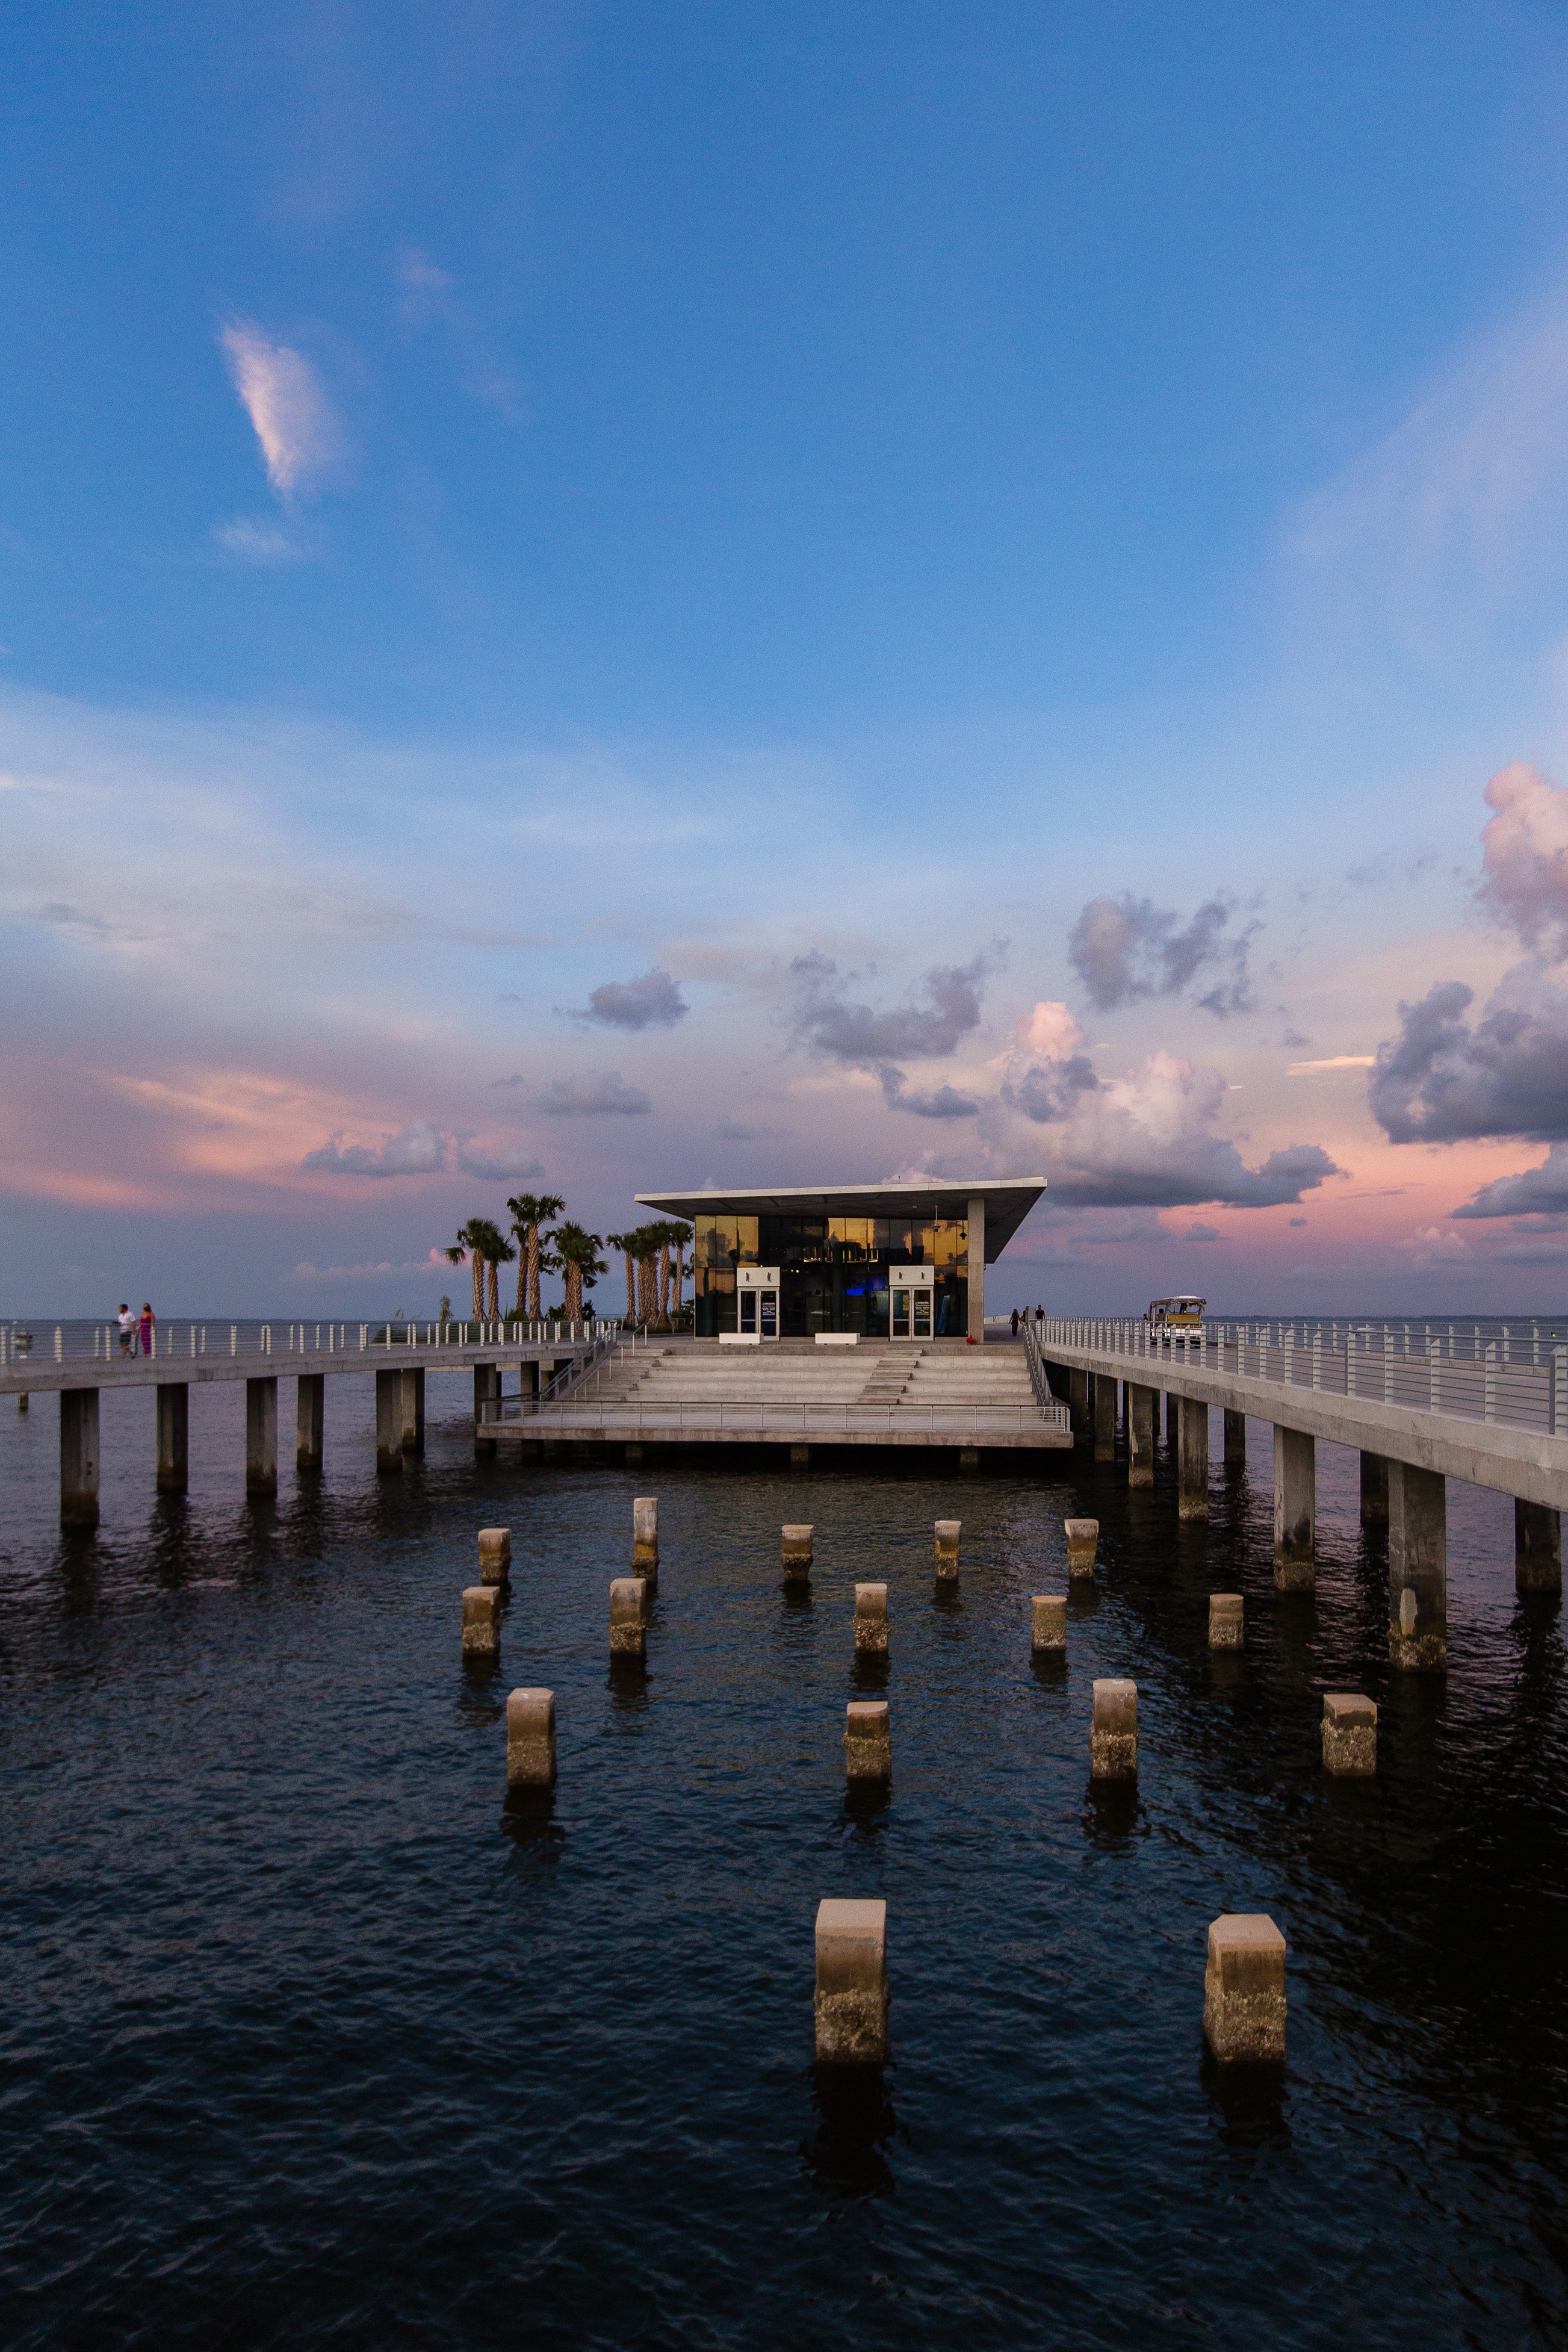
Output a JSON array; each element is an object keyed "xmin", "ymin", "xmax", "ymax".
[{"xmin": 9, "ymin": 1, "xmax": 1568, "ymax": 1317}]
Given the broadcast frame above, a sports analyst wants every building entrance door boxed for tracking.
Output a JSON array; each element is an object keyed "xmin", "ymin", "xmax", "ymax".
[
  {"xmin": 888, "ymin": 1265, "xmax": 935, "ymax": 1340},
  {"xmin": 737, "ymin": 1266, "xmax": 780, "ymax": 1339}
]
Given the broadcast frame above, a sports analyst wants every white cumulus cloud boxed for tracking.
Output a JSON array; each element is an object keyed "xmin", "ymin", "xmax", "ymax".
[{"xmin": 220, "ymin": 321, "xmax": 341, "ymax": 501}]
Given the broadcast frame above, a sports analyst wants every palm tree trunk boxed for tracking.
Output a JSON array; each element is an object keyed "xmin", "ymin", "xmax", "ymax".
[
  {"xmin": 656, "ymin": 1243, "xmax": 671, "ymax": 1330},
  {"xmin": 486, "ymin": 1259, "xmax": 499, "ymax": 1318},
  {"xmin": 471, "ymin": 1251, "xmax": 484, "ymax": 1319},
  {"xmin": 515, "ymin": 1248, "xmax": 527, "ymax": 1315},
  {"xmin": 637, "ymin": 1255, "xmax": 654, "ymax": 1326},
  {"xmin": 673, "ymin": 1241, "xmax": 685, "ymax": 1320},
  {"xmin": 527, "ymin": 1227, "xmax": 541, "ymax": 1321},
  {"xmin": 565, "ymin": 1258, "xmax": 583, "ymax": 1321},
  {"xmin": 624, "ymin": 1249, "xmax": 636, "ymax": 1321}
]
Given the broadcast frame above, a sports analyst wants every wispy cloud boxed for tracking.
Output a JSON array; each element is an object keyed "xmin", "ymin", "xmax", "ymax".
[
  {"xmin": 540, "ymin": 1070, "xmax": 652, "ymax": 1116},
  {"xmin": 213, "ymin": 517, "xmax": 305, "ymax": 565},
  {"xmin": 220, "ymin": 321, "xmax": 341, "ymax": 501}
]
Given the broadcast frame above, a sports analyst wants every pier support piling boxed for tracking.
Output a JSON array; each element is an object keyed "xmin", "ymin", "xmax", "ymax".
[
  {"xmin": 1165, "ymin": 1390, "xmax": 1179, "ymax": 1444},
  {"xmin": 1092, "ymin": 1373, "xmax": 1117, "ymax": 1462},
  {"xmin": 506, "ymin": 1687, "xmax": 556, "ymax": 1786},
  {"xmin": 782, "ymin": 1524, "xmax": 813, "ymax": 1581},
  {"xmin": 814, "ymin": 1898, "xmax": 888, "ymax": 2064},
  {"xmin": 1031, "ymin": 1593, "xmax": 1067, "ymax": 1651},
  {"xmin": 155, "ymin": 1382, "xmax": 188, "ymax": 1495},
  {"xmin": 844, "ymin": 1699, "xmax": 891, "ymax": 1780},
  {"xmin": 479, "ymin": 1527, "xmax": 512, "ymax": 1584},
  {"xmin": 474, "ymin": 1363, "xmax": 500, "ymax": 1454},
  {"xmin": 1360, "ymin": 1451, "xmax": 1390, "ymax": 1528},
  {"xmin": 1389, "ymin": 1461, "xmax": 1447, "ymax": 1671},
  {"xmin": 246, "ymin": 1376, "xmax": 277, "ymax": 1495},
  {"xmin": 1209, "ymin": 1593, "xmax": 1243, "ymax": 1649},
  {"xmin": 59, "ymin": 1387, "xmax": 100, "ymax": 1529},
  {"xmin": 610, "ymin": 1575, "xmax": 649, "ymax": 1655},
  {"xmin": 1515, "ymin": 1500, "xmax": 1563, "ymax": 1595},
  {"xmin": 1177, "ymin": 1398, "xmax": 1209, "ymax": 1520},
  {"xmin": 1090, "ymin": 1678, "xmax": 1138, "ymax": 1779},
  {"xmin": 934, "ymin": 1519, "xmax": 961, "ymax": 1579},
  {"xmin": 1203, "ymin": 1915, "xmax": 1286, "ymax": 2064},
  {"xmin": 633, "ymin": 1497, "xmax": 659, "ymax": 1571},
  {"xmin": 1322, "ymin": 1692, "xmax": 1377, "ymax": 1776},
  {"xmin": 1128, "ymin": 1383, "xmax": 1157, "ymax": 1486},
  {"xmin": 374, "ymin": 1370, "xmax": 403, "ymax": 1475},
  {"xmin": 854, "ymin": 1582, "xmax": 889, "ymax": 1653},
  {"xmin": 1224, "ymin": 1409, "xmax": 1247, "ymax": 1467},
  {"xmin": 1065, "ymin": 1518, "xmax": 1099, "ymax": 1578},
  {"xmin": 296, "ymin": 1373, "xmax": 324, "ymax": 1474},
  {"xmin": 400, "ymin": 1366, "xmax": 425, "ymax": 1456},
  {"xmin": 1067, "ymin": 1368, "xmax": 1089, "ymax": 1439},
  {"xmin": 462, "ymin": 1586, "xmax": 499, "ymax": 1657},
  {"xmin": 1272, "ymin": 1427, "xmax": 1316, "ymax": 1591}
]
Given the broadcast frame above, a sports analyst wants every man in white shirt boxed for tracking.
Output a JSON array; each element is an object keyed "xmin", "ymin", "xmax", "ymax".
[{"xmin": 117, "ymin": 1303, "xmax": 135, "ymax": 1359}]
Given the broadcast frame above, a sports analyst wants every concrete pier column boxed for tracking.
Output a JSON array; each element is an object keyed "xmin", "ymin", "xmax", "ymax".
[
  {"xmin": 155, "ymin": 1382, "xmax": 189, "ymax": 1494},
  {"xmin": 1067, "ymin": 1368, "xmax": 1090, "ymax": 1439},
  {"xmin": 1209, "ymin": 1593, "xmax": 1243, "ymax": 1649},
  {"xmin": 1360, "ymin": 1451, "xmax": 1389, "ymax": 1527},
  {"xmin": 1031, "ymin": 1593, "xmax": 1067, "ymax": 1651},
  {"xmin": 400, "ymin": 1367, "xmax": 425, "ymax": 1456},
  {"xmin": 1127, "ymin": 1384, "xmax": 1157, "ymax": 1486},
  {"xmin": 1203, "ymin": 1915, "xmax": 1286, "ymax": 2064},
  {"xmin": 854, "ymin": 1582, "xmax": 889, "ymax": 1652},
  {"xmin": 814, "ymin": 1897, "xmax": 888, "ymax": 2064},
  {"xmin": 1224, "ymin": 1410, "xmax": 1247, "ymax": 1466},
  {"xmin": 1322, "ymin": 1692, "xmax": 1377, "ymax": 1775},
  {"xmin": 610, "ymin": 1575, "xmax": 649, "ymax": 1655},
  {"xmin": 790, "ymin": 1442, "xmax": 810, "ymax": 1465},
  {"xmin": 506, "ymin": 1687, "xmax": 557, "ymax": 1786},
  {"xmin": 934, "ymin": 1519, "xmax": 961, "ymax": 1579},
  {"xmin": 296, "ymin": 1373, "xmax": 324, "ymax": 1474},
  {"xmin": 1165, "ymin": 1390, "xmax": 1179, "ymax": 1444},
  {"xmin": 1090, "ymin": 1678, "xmax": 1138, "ymax": 1778},
  {"xmin": 1092, "ymin": 1373, "xmax": 1117, "ymax": 1462},
  {"xmin": 1272, "ymin": 1428, "xmax": 1316, "ymax": 1591},
  {"xmin": 782, "ymin": 1524, "xmax": 814, "ymax": 1580},
  {"xmin": 1064, "ymin": 1518, "xmax": 1099, "ymax": 1578},
  {"xmin": 374, "ymin": 1370, "xmax": 404, "ymax": 1474},
  {"xmin": 1388, "ymin": 1461, "xmax": 1447, "ymax": 1670},
  {"xmin": 844, "ymin": 1699, "xmax": 891, "ymax": 1780},
  {"xmin": 246, "ymin": 1376, "xmax": 277, "ymax": 1495},
  {"xmin": 1177, "ymin": 1397, "xmax": 1209, "ymax": 1521},
  {"xmin": 462, "ymin": 1586, "xmax": 499, "ymax": 1656},
  {"xmin": 479, "ymin": 1527, "xmax": 512, "ymax": 1584},
  {"xmin": 1515, "ymin": 1500, "xmax": 1563, "ymax": 1595},
  {"xmin": 633, "ymin": 1496, "xmax": 659, "ymax": 1570},
  {"xmin": 966, "ymin": 1194, "xmax": 986, "ymax": 1343},
  {"xmin": 59, "ymin": 1388, "xmax": 100, "ymax": 1529},
  {"xmin": 474, "ymin": 1363, "xmax": 500, "ymax": 1454}
]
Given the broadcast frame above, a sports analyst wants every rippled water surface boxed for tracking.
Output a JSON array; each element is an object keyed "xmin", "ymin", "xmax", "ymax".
[{"xmin": 2, "ymin": 1370, "xmax": 1567, "ymax": 2348}]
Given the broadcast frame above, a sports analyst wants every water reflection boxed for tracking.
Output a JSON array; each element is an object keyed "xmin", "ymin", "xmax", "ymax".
[
  {"xmin": 804, "ymin": 2064, "xmax": 897, "ymax": 2199},
  {"xmin": 458, "ymin": 1655, "xmax": 505, "ymax": 1722},
  {"xmin": 500, "ymin": 1786, "xmax": 562, "ymax": 1855},
  {"xmin": 851, "ymin": 1652, "xmax": 889, "ymax": 1696},
  {"xmin": 607, "ymin": 1655, "xmax": 651, "ymax": 1713},
  {"xmin": 1199, "ymin": 2052, "xmax": 1292, "ymax": 2141},
  {"xmin": 1082, "ymin": 1782, "xmax": 1142, "ymax": 1849},
  {"xmin": 839, "ymin": 1781, "xmax": 890, "ymax": 1838},
  {"xmin": 780, "ymin": 1582, "xmax": 814, "ymax": 1616}
]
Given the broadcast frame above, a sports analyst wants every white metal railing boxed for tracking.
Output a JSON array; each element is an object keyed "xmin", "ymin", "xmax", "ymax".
[{"xmin": 0, "ymin": 1317, "xmax": 618, "ymax": 1372}]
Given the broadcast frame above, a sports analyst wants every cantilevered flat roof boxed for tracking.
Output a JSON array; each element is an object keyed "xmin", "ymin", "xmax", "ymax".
[{"xmin": 634, "ymin": 1177, "xmax": 1047, "ymax": 1261}]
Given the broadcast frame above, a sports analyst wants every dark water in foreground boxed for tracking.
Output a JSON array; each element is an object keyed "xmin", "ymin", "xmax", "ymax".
[{"xmin": 2, "ymin": 1375, "xmax": 1567, "ymax": 2349}]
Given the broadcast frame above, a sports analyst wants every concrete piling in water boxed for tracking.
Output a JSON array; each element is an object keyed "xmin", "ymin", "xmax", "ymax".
[
  {"xmin": 296, "ymin": 1373, "xmax": 324, "ymax": 1474},
  {"xmin": 1389, "ymin": 1461, "xmax": 1446, "ymax": 1670},
  {"xmin": 1272, "ymin": 1427, "xmax": 1316, "ymax": 1591},
  {"xmin": 934, "ymin": 1519, "xmax": 961, "ymax": 1579},
  {"xmin": 59, "ymin": 1388, "xmax": 100, "ymax": 1530},
  {"xmin": 1177, "ymin": 1397, "xmax": 1209, "ymax": 1521},
  {"xmin": 1515, "ymin": 1500, "xmax": 1563, "ymax": 1595},
  {"xmin": 1360, "ymin": 1451, "xmax": 1390, "ymax": 1527},
  {"xmin": 478, "ymin": 1527, "xmax": 512, "ymax": 1584},
  {"xmin": 1165, "ymin": 1390, "xmax": 1179, "ymax": 1444},
  {"xmin": 790, "ymin": 1443, "xmax": 810, "ymax": 1465},
  {"xmin": 1090, "ymin": 1678, "xmax": 1138, "ymax": 1778},
  {"xmin": 854, "ymin": 1583, "xmax": 889, "ymax": 1653},
  {"xmin": 782, "ymin": 1524, "xmax": 814, "ymax": 1580},
  {"xmin": 1092, "ymin": 1372, "xmax": 1117, "ymax": 1462},
  {"xmin": 844, "ymin": 1699, "xmax": 891, "ymax": 1780},
  {"xmin": 246, "ymin": 1376, "xmax": 277, "ymax": 1496},
  {"xmin": 1031, "ymin": 1593, "xmax": 1067, "ymax": 1651},
  {"xmin": 1064, "ymin": 1518, "xmax": 1099, "ymax": 1578},
  {"xmin": 1067, "ymin": 1367, "xmax": 1090, "ymax": 1440},
  {"xmin": 155, "ymin": 1382, "xmax": 189, "ymax": 1495},
  {"xmin": 610, "ymin": 1575, "xmax": 649, "ymax": 1655},
  {"xmin": 633, "ymin": 1497, "xmax": 658, "ymax": 1571},
  {"xmin": 474, "ymin": 1364, "xmax": 500, "ymax": 1455},
  {"xmin": 1209, "ymin": 1593, "xmax": 1244, "ymax": 1649},
  {"xmin": 1203, "ymin": 1914, "xmax": 1286, "ymax": 2063},
  {"xmin": 506, "ymin": 1686, "xmax": 557, "ymax": 1786},
  {"xmin": 462, "ymin": 1585, "xmax": 499, "ymax": 1657},
  {"xmin": 814, "ymin": 1898, "xmax": 889, "ymax": 2064},
  {"xmin": 1127, "ymin": 1383, "xmax": 1157, "ymax": 1486},
  {"xmin": 1224, "ymin": 1409, "xmax": 1247, "ymax": 1467},
  {"xmin": 400, "ymin": 1366, "xmax": 426, "ymax": 1456},
  {"xmin": 374, "ymin": 1368, "xmax": 403, "ymax": 1475},
  {"xmin": 1322, "ymin": 1692, "xmax": 1377, "ymax": 1776}
]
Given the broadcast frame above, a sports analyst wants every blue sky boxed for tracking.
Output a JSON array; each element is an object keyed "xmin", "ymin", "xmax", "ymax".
[{"xmin": 8, "ymin": 0, "xmax": 1568, "ymax": 1314}]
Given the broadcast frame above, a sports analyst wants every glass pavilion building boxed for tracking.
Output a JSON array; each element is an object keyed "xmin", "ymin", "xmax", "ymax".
[{"xmin": 634, "ymin": 1178, "xmax": 1046, "ymax": 1342}]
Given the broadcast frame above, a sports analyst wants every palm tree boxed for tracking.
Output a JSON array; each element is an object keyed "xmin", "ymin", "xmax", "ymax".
[
  {"xmin": 668, "ymin": 1219, "xmax": 693, "ymax": 1323},
  {"xmin": 470, "ymin": 1217, "xmax": 514, "ymax": 1320},
  {"xmin": 632, "ymin": 1223, "xmax": 661, "ymax": 1327},
  {"xmin": 605, "ymin": 1233, "xmax": 638, "ymax": 1323},
  {"xmin": 554, "ymin": 1221, "xmax": 607, "ymax": 1323},
  {"xmin": 446, "ymin": 1219, "xmax": 491, "ymax": 1319},
  {"xmin": 506, "ymin": 1191, "xmax": 566, "ymax": 1321},
  {"xmin": 648, "ymin": 1218, "xmax": 689, "ymax": 1331}
]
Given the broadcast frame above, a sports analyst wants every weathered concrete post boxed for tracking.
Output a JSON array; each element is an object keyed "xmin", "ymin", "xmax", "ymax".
[
  {"xmin": 1067, "ymin": 1368, "xmax": 1090, "ymax": 1439},
  {"xmin": 59, "ymin": 1388, "xmax": 100, "ymax": 1530},
  {"xmin": 1224, "ymin": 1409, "xmax": 1247, "ymax": 1467},
  {"xmin": 844, "ymin": 1699, "xmax": 891, "ymax": 1780},
  {"xmin": 814, "ymin": 1897, "xmax": 888, "ymax": 2064},
  {"xmin": 1177, "ymin": 1397, "xmax": 1209, "ymax": 1521},
  {"xmin": 854, "ymin": 1582, "xmax": 889, "ymax": 1652},
  {"xmin": 1064, "ymin": 1518, "xmax": 1099, "ymax": 1578},
  {"xmin": 1092, "ymin": 1372, "xmax": 1117, "ymax": 1462},
  {"xmin": 1165, "ymin": 1390, "xmax": 1179, "ymax": 1444},
  {"xmin": 1127, "ymin": 1384, "xmax": 1157, "ymax": 1486},
  {"xmin": 1203, "ymin": 1915, "xmax": 1286, "ymax": 2063},
  {"xmin": 1031, "ymin": 1593, "xmax": 1067, "ymax": 1651},
  {"xmin": 610, "ymin": 1575, "xmax": 649, "ymax": 1655},
  {"xmin": 1359, "ymin": 1451, "xmax": 1389, "ymax": 1527},
  {"xmin": 633, "ymin": 1497, "xmax": 658, "ymax": 1571},
  {"xmin": 782, "ymin": 1524, "xmax": 814, "ymax": 1580},
  {"xmin": 1090, "ymin": 1678, "xmax": 1138, "ymax": 1778},
  {"xmin": 934, "ymin": 1519, "xmax": 961, "ymax": 1579},
  {"xmin": 1209, "ymin": 1593, "xmax": 1244, "ymax": 1649},
  {"xmin": 462, "ymin": 1585, "xmax": 499, "ymax": 1656},
  {"xmin": 1322, "ymin": 1692, "xmax": 1377, "ymax": 1775},
  {"xmin": 506, "ymin": 1686, "xmax": 556, "ymax": 1786},
  {"xmin": 296, "ymin": 1373, "xmax": 324, "ymax": 1474},
  {"xmin": 1272, "ymin": 1427, "xmax": 1316, "ymax": 1591},
  {"xmin": 246, "ymin": 1376, "xmax": 277, "ymax": 1495},
  {"xmin": 374, "ymin": 1369, "xmax": 403, "ymax": 1475},
  {"xmin": 474, "ymin": 1362, "xmax": 500, "ymax": 1454},
  {"xmin": 790, "ymin": 1442, "xmax": 810, "ymax": 1465},
  {"xmin": 478, "ymin": 1527, "xmax": 512, "ymax": 1584},
  {"xmin": 400, "ymin": 1366, "xmax": 425, "ymax": 1456},
  {"xmin": 1515, "ymin": 1500, "xmax": 1563, "ymax": 1595},
  {"xmin": 155, "ymin": 1382, "xmax": 188, "ymax": 1494},
  {"xmin": 966, "ymin": 1193, "xmax": 986, "ymax": 1343},
  {"xmin": 1389, "ymin": 1461, "xmax": 1447, "ymax": 1670}
]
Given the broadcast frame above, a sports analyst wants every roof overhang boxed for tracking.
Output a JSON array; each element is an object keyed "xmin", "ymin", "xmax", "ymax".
[{"xmin": 634, "ymin": 1177, "xmax": 1047, "ymax": 1262}]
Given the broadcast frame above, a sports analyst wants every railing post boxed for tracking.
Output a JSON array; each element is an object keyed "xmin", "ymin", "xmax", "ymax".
[
  {"xmin": 1312, "ymin": 1334, "xmax": 1321, "ymax": 1392},
  {"xmin": 1383, "ymin": 1336, "xmax": 1392, "ymax": 1406},
  {"xmin": 1551, "ymin": 1348, "xmax": 1566, "ymax": 1437},
  {"xmin": 1428, "ymin": 1338, "xmax": 1440, "ymax": 1413},
  {"xmin": 54, "ymin": 1325, "xmax": 63, "ymax": 1362},
  {"xmin": 1485, "ymin": 1344, "xmax": 1497, "ymax": 1423}
]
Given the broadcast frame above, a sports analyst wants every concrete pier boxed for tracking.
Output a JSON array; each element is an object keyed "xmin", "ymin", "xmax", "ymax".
[
  {"xmin": 506, "ymin": 1686, "xmax": 557, "ymax": 1786},
  {"xmin": 814, "ymin": 1897, "xmax": 888, "ymax": 2064},
  {"xmin": 854, "ymin": 1582, "xmax": 889, "ymax": 1653},
  {"xmin": 633, "ymin": 1497, "xmax": 658, "ymax": 1570},
  {"xmin": 1515, "ymin": 1500, "xmax": 1563, "ymax": 1595},
  {"xmin": 1272, "ymin": 1427, "xmax": 1316, "ymax": 1591},
  {"xmin": 155, "ymin": 1382, "xmax": 188, "ymax": 1495},
  {"xmin": 462, "ymin": 1585, "xmax": 499, "ymax": 1655},
  {"xmin": 1093, "ymin": 1371, "xmax": 1117, "ymax": 1461},
  {"xmin": 1322, "ymin": 1692, "xmax": 1377, "ymax": 1775},
  {"xmin": 1389, "ymin": 1460, "xmax": 1447, "ymax": 1671},
  {"xmin": 246, "ymin": 1376, "xmax": 277, "ymax": 1496},
  {"xmin": 479, "ymin": 1527, "xmax": 512, "ymax": 1584},
  {"xmin": 1031, "ymin": 1593, "xmax": 1067, "ymax": 1651},
  {"xmin": 790, "ymin": 1442, "xmax": 810, "ymax": 1465},
  {"xmin": 1177, "ymin": 1397, "xmax": 1209, "ymax": 1521},
  {"xmin": 59, "ymin": 1388, "xmax": 99, "ymax": 1530},
  {"xmin": 1090, "ymin": 1678, "xmax": 1138, "ymax": 1779},
  {"xmin": 474, "ymin": 1362, "xmax": 500, "ymax": 1453},
  {"xmin": 374, "ymin": 1369, "xmax": 403, "ymax": 1474},
  {"xmin": 1068, "ymin": 1367, "xmax": 1090, "ymax": 1439},
  {"xmin": 1165, "ymin": 1389, "xmax": 1179, "ymax": 1444},
  {"xmin": 1128, "ymin": 1383, "xmax": 1157, "ymax": 1486},
  {"xmin": 400, "ymin": 1366, "xmax": 425, "ymax": 1456},
  {"xmin": 1064, "ymin": 1518, "xmax": 1099, "ymax": 1578},
  {"xmin": 1209, "ymin": 1593, "xmax": 1243, "ymax": 1649},
  {"xmin": 1203, "ymin": 1914, "xmax": 1286, "ymax": 2064},
  {"xmin": 934, "ymin": 1518, "xmax": 961, "ymax": 1579},
  {"xmin": 610, "ymin": 1575, "xmax": 649, "ymax": 1655},
  {"xmin": 782, "ymin": 1523, "xmax": 814, "ymax": 1580},
  {"xmin": 1224, "ymin": 1409, "xmax": 1247, "ymax": 1467},
  {"xmin": 1360, "ymin": 1451, "xmax": 1389, "ymax": 1527},
  {"xmin": 844, "ymin": 1699, "xmax": 891, "ymax": 1780},
  {"xmin": 296, "ymin": 1373, "xmax": 324, "ymax": 1474}
]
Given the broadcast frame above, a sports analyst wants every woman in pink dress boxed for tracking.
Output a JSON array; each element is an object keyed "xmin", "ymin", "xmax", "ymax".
[{"xmin": 138, "ymin": 1302, "xmax": 155, "ymax": 1357}]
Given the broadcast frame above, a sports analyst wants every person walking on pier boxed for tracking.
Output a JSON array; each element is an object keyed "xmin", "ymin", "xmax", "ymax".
[
  {"xmin": 137, "ymin": 1302, "xmax": 155, "ymax": 1357},
  {"xmin": 117, "ymin": 1303, "xmax": 135, "ymax": 1358},
  {"xmin": 1011, "ymin": 1307, "xmax": 1020, "ymax": 1338}
]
